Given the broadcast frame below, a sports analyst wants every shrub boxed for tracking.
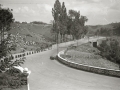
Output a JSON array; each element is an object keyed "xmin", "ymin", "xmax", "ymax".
[
  {"xmin": 26, "ymin": 34, "xmax": 32, "ymax": 37},
  {"xmin": 98, "ymin": 38, "xmax": 120, "ymax": 64}
]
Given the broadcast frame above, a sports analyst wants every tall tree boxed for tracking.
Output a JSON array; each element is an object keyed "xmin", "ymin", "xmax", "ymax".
[
  {"xmin": 59, "ymin": 2, "xmax": 67, "ymax": 42},
  {"xmin": 68, "ymin": 10, "xmax": 76, "ymax": 40},
  {"xmin": 52, "ymin": 1, "xmax": 88, "ymax": 43},
  {"xmin": 52, "ymin": 0, "xmax": 61, "ymax": 43},
  {"xmin": 51, "ymin": 20, "xmax": 57, "ymax": 42},
  {"xmin": 68, "ymin": 10, "xmax": 81, "ymax": 40},
  {"xmin": 79, "ymin": 16, "xmax": 88, "ymax": 37}
]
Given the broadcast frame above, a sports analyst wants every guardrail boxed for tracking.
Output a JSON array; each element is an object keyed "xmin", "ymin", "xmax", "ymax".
[
  {"xmin": 57, "ymin": 50, "xmax": 120, "ymax": 77},
  {"xmin": 2, "ymin": 46, "xmax": 52, "ymax": 61}
]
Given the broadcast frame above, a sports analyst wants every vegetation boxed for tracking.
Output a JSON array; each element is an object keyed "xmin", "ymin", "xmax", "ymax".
[
  {"xmin": 113, "ymin": 25, "xmax": 120, "ymax": 36},
  {"xmin": 51, "ymin": 0, "xmax": 88, "ymax": 43},
  {"xmin": 98, "ymin": 38, "xmax": 120, "ymax": 65},
  {"xmin": 85, "ymin": 22, "xmax": 120, "ymax": 37},
  {"xmin": 0, "ymin": 8, "xmax": 14, "ymax": 58},
  {"xmin": 8, "ymin": 22, "xmax": 53, "ymax": 53},
  {"xmin": 0, "ymin": 5, "xmax": 25, "ymax": 73},
  {"xmin": 0, "ymin": 5, "xmax": 28, "ymax": 90},
  {"xmin": 61, "ymin": 43, "xmax": 119, "ymax": 70},
  {"xmin": 30, "ymin": 21, "xmax": 47, "ymax": 25},
  {"xmin": 92, "ymin": 22, "xmax": 120, "ymax": 67},
  {"xmin": 95, "ymin": 28, "xmax": 113, "ymax": 37}
]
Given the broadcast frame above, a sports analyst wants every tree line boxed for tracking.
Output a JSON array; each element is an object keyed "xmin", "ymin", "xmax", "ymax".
[
  {"xmin": 95, "ymin": 28, "xmax": 113, "ymax": 37},
  {"xmin": 14, "ymin": 21, "xmax": 47, "ymax": 25},
  {"xmin": 94, "ymin": 22, "xmax": 120, "ymax": 37},
  {"xmin": 51, "ymin": 0, "xmax": 88, "ymax": 43}
]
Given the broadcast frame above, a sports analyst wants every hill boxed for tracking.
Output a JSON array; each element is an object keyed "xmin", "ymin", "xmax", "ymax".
[
  {"xmin": 86, "ymin": 22, "xmax": 120, "ymax": 36},
  {"xmin": 8, "ymin": 22, "xmax": 53, "ymax": 53},
  {"xmin": 6, "ymin": 22, "xmax": 120, "ymax": 53}
]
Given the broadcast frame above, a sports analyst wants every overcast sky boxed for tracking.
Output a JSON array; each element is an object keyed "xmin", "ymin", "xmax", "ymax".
[{"xmin": 1, "ymin": 0, "xmax": 120, "ymax": 25}]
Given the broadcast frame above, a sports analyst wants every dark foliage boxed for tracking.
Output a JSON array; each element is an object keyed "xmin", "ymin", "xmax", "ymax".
[
  {"xmin": 113, "ymin": 25, "xmax": 120, "ymax": 36},
  {"xmin": 30, "ymin": 21, "xmax": 47, "ymax": 24},
  {"xmin": 98, "ymin": 39, "xmax": 120, "ymax": 65},
  {"xmin": 26, "ymin": 34, "xmax": 32, "ymax": 37},
  {"xmin": 51, "ymin": 0, "xmax": 88, "ymax": 43},
  {"xmin": 0, "ymin": 6, "xmax": 25, "ymax": 72},
  {"xmin": 95, "ymin": 28, "xmax": 113, "ymax": 37}
]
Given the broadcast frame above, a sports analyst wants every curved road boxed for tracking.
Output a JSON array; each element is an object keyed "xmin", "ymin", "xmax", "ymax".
[{"xmin": 23, "ymin": 38, "xmax": 120, "ymax": 90}]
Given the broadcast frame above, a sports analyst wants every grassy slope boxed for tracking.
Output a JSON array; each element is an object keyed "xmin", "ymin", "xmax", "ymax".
[
  {"xmin": 65, "ymin": 43, "xmax": 119, "ymax": 70},
  {"xmin": 7, "ymin": 23, "xmax": 72, "ymax": 53},
  {"xmin": 9, "ymin": 23, "xmax": 52, "ymax": 42},
  {"xmin": 8, "ymin": 23, "xmax": 53, "ymax": 53},
  {"xmin": 87, "ymin": 24, "xmax": 114, "ymax": 36}
]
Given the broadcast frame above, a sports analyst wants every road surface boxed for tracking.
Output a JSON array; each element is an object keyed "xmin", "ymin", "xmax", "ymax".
[{"xmin": 23, "ymin": 38, "xmax": 120, "ymax": 90}]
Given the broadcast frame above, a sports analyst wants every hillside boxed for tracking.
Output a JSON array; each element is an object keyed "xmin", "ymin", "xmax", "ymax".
[
  {"xmin": 10, "ymin": 23, "xmax": 53, "ymax": 41},
  {"xmin": 8, "ymin": 23, "xmax": 53, "ymax": 53},
  {"xmin": 86, "ymin": 22, "xmax": 120, "ymax": 36},
  {"xmin": 7, "ymin": 22, "xmax": 120, "ymax": 53}
]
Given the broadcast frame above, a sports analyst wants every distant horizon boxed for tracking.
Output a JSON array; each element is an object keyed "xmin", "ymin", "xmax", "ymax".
[
  {"xmin": 14, "ymin": 20, "xmax": 120, "ymax": 26},
  {"xmin": 1, "ymin": 0, "xmax": 120, "ymax": 25}
]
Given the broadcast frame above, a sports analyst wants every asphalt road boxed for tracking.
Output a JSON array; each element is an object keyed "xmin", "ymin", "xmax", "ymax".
[{"xmin": 23, "ymin": 38, "xmax": 120, "ymax": 90}]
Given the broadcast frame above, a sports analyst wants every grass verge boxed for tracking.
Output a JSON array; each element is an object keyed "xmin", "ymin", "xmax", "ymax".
[{"xmin": 62, "ymin": 43, "xmax": 119, "ymax": 70}]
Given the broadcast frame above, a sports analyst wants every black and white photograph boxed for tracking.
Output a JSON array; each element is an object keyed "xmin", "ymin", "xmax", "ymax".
[{"xmin": 0, "ymin": 0, "xmax": 120, "ymax": 90}]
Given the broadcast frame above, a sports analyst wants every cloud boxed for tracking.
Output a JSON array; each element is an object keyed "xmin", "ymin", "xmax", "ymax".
[
  {"xmin": 109, "ymin": 3, "xmax": 120, "ymax": 10},
  {"xmin": 1, "ymin": 0, "xmax": 120, "ymax": 25},
  {"xmin": 44, "ymin": 4, "xmax": 52, "ymax": 12},
  {"xmin": 24, "ymin": 6, "xmax": 29, "ymax": 12},
  {"xmin": 37, "ymin": 4, "xmax": 52, "ymax": 13},
  {"xmin": 74, "ymin": 0, "xmax": 101, "ymax": 4},
  {"xmin": 14, "ymin": 6, "xmax": 37, "ymax": 15}
]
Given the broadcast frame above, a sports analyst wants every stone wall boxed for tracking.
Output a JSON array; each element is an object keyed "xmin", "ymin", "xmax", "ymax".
[{"xmin": 57, "ymin": 51, "xmax": 120, "ymax": 77}]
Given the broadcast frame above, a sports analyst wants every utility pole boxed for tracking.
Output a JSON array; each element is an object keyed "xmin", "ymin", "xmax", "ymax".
[
  {"xmin": 57, "ymin": 32, "xmax": 59, "ymax": 54},
  {"xmin": 57, "ymin": 23, "xmax": 59, "ymax": 54}
]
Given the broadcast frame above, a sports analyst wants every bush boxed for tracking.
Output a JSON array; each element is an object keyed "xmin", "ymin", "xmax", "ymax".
[
  {"xmin": 98, "ymin": 38, "xmax": 120, "ymax": 64},
  {"xmin": 50, "ymin": 56, "xmax": 55, "ymax": 60},
  {"xmin": 26, "ymin": 34, "xmax": 32, "ymax": 37}
]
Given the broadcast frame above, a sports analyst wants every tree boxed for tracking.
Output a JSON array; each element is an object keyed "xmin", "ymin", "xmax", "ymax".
[
  {"xmin": 0, "ymin": 6, "xmax": 24, "ymax": 72},
  {"xmin": 15, "ymin": 21, "xmax": 21, "ymax": 24},
  {"xmin": 113, "ymin": 25, "xmax": 120, "ymax": 36},
  {"xmin": 0, "ymin": 7, "xmax": 14, "ymax": 58},
  {"xmin": 52, "ymin": 0, "xmax": 61, "ymax": 43},
  {"xmin": 52, "ymin": 1, "xmax": 68, "ymax": 43},
  {"xmin": 52, "ymin": 1, "xmax": 88, "ymax": 43},
  {"xmin": 51, "ymin": 20, "xmax": 57, "ymax": 42},
  {"xmin": 68, "ymin": 10, "xmax": 88, "ymax": 41},
  {"xmin": 98, "ymin": 38, "xmax": 120, "ymax": 65},
  {"xmin": 68, "ymin": 10, "xmax": 78, "ymax": 40},
  {"xmin": 79, "ymin": 16, "xmax": 88, "ymax": 26},
  {"xmin": 79, "ymin": 16, "xmax": 88, "ymax": 38},
  {"xmin": 95, "ymin": 28, "xmax": 113, "ymax": 38},
  {"xmin": 59, "ymin": 2, "xmax": 67, "ymax": 42}
]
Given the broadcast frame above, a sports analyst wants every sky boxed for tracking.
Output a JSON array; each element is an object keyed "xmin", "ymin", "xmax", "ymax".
[{"xmin": 1, "ymin": 0, "xmax": 120, "ymax": 25}]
